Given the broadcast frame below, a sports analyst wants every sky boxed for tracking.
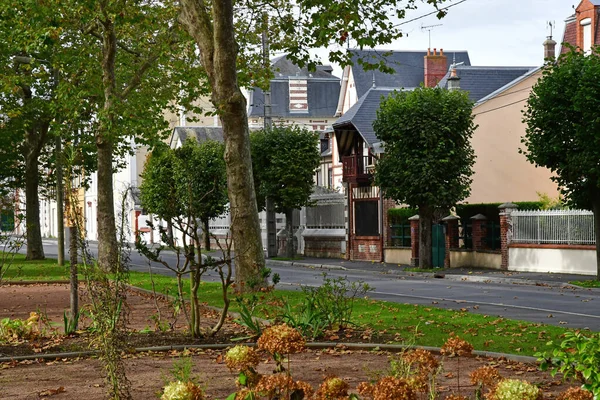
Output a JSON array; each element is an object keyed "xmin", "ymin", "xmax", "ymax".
[{"xmin": 312, "ymin": 0, "xmax": 579, "ymax": 76}]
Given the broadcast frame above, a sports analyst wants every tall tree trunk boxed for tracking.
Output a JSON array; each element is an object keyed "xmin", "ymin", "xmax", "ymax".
[
  {"xmin": 180, "ymin": 0, "xmax": 265, "ymax": 292},
  {"xmin": 24, "ymin": 127, "xmax": 45, "ymax": 260},
  {"xmin": 202, "ymin": 217, "xmax": 210, "ymax": 251},
  {"xmin": 419, "ymin": 205, "xmax": 433, "ymax": 269},
  {"xmin": 96, "ymin": 15, "xmax": 119, "ymax": 273},
  {"xmin": 285, "ymin": 208, "xmax": 294, "ymax": 258}
]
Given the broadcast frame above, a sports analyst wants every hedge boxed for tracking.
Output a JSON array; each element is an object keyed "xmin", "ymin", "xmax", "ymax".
[
  {"xmin": 455, "ymin": 201, "xmax": 543, "ymax": 223},
  {"xmin": 388, "ymin": 208, "xmax": 418, "ymax": 224}
]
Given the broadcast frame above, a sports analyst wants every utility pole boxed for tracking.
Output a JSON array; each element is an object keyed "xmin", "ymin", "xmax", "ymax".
[{"xmin": 262, "ymin": 13, "xmax": 277, "ymax": 258}]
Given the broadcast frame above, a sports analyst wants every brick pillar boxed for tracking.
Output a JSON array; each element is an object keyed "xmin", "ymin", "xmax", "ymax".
[
  {"xmin": 442, "ymin": 215, "xmax": 459, "ymax": 268},
  {"xmin": 408, "ymin": 214, "xmax": 419, "ymax": 267},
  {"xmin": 471, "ymin": 214, "xmax": 487, "ymax": 251},
  {"xmin": 499, "ymin": 202, "xmax": 518, "ymax": 270}
]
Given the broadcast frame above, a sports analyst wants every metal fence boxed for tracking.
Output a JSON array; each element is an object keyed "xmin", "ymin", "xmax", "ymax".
[{"xmin": 511, "ymin": 209, "xmax": 595, "ymax": 245}]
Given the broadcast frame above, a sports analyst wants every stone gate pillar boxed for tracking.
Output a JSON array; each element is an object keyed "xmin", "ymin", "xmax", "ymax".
[{"xmin": 499, "ymin": 202, "xmax": 518, "ymax": 270}]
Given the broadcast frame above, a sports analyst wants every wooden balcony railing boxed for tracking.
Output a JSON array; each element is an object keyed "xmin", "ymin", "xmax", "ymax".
[{"xmin": 342, "ymin": 155, "xmax": 373, "ymax": 184}]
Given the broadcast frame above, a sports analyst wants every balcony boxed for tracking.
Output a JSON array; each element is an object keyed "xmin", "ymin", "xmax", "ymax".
[{"xmin": 342, "ymin": 155, "xmax": 373, "ymax": 184}]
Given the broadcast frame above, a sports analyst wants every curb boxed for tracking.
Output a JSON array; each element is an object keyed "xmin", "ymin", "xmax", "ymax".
[
  {"xmin": 265, "ymin": 259, "xmax": 579, "ymax": 289},
  {"xmin": 0, "ymin": 341, "xmax": 537, "ymax": 364}
]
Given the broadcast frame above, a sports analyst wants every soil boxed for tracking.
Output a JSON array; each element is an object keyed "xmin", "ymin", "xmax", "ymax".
[{"xmin": 0, "ymin": 283, "xmax": 581, "ymax": 399}]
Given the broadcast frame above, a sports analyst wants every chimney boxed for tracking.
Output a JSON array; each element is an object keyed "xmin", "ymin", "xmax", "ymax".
[
  {"xmin": 543, "ymin": 36, "xmax": 557, "ymax": 60},
  {"xmin": 447, "ymin": 66, "xmax": 460, "ymax": 91},
  {"xmin": 424, "ymin": 48, "xmax": 448, "ymax": 88}
]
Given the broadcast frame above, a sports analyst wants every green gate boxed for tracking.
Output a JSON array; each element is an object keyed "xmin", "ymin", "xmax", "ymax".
[{"xmin": 432, "ymin": 224, "xmax": 446, "ymax": 268}]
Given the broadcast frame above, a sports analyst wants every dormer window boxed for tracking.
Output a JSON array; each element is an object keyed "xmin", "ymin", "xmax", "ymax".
[{"xmin": 581, "ymin": 18, "xmax": 592, "ymax": 55}]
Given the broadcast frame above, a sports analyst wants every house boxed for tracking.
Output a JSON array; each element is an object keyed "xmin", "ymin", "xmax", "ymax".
[
  {"xmin": 561, "ymin": 0, "xmax": 600, "ymax": 55},
  {"xmin": 333, "ymin": 46, "xmax": 560, "ymax": 262},
  {"xmin": 247, "ymin": 55, "xmax": 341, "ymax": 133}
]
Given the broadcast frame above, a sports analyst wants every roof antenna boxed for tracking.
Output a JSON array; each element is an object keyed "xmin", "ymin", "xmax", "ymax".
[
  {"xmin": 547, "ymin": 21, "xmax": 555, "ymax": 39},
  {"xmin": 421, "ymin": 23, "xmax": 443, "ymax": 49}
]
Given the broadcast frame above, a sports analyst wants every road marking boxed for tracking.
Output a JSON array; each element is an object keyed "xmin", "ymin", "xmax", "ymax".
[{"xmin": 371, "ymin": 290, "xmax": 600, "ymax": 320}]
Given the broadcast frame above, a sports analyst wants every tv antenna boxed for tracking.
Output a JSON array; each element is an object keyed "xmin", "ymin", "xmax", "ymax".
[
  {"xmin": 421, "ymin": 23, "xmax": 443, "ymax": 48},
  {"xmin": 546, "ymin": 21, "xmax": 555, "ymax": 38}
]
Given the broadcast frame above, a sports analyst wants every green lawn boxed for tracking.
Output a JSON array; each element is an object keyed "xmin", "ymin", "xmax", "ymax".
[
  {"xmin": 1, "ymin": 253, "xmax": 70, "ymax": 281},
  {"xmin": 1, "ymin": 253, "xmax": 578, "ymax": 356},
  {"xmin": 570, "ymin": 280, "xmax": 600, "ymax": 288}
]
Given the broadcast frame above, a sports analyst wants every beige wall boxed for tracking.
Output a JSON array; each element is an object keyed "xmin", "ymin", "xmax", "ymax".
[
  {"xmin": 450, "ymin": 250, "xmax": 502, "ymax": 269},
  {"xmin": 384, "ymin": 248, "xmax": 412, "ymax": 265},
  {"xmin": 509, "ymin": 247, "xmax": 597, "ymax": 276},
  {"xmin": 163, "ymin": 96, "xmax": 219, "ymax": 131},
  {"xmin": 468, "ymin": 71, "xmax": 559, "ymax": 204}
]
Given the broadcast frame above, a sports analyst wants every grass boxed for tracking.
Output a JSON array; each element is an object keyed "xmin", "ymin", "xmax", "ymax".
[
  {"xmin": 1, "ymin": 253, "xmax": 579, "ymax": 356},
  {"xmin": 271, "ymin": 256, "xmax": 304, "ymax": 261},
  {"xmin": 403, "ymin": 267, "xmax": 445, "ymax": 273},
  {"xmin": 1, "ymin": 253, "xmax": 70, "ymax": 281},
  {"xmin": 570, "ymin": 280, "xmax": 600, "ymax": 288}
]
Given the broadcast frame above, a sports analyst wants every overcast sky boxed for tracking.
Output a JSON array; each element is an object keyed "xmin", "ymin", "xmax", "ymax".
[{"xmin": 313, "ymin": 0, "xmax": 579, "ymax": 75}]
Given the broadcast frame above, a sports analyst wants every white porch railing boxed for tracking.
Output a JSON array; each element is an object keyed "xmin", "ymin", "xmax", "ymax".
[{"xmin": 511, "ymin": 209, "xmax": 595, "ymax": 245}]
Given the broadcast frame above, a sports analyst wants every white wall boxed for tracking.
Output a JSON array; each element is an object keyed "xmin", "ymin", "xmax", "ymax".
[{"xmin": 509, "ymin": 247, "xmax": 597, "ymax": 276}]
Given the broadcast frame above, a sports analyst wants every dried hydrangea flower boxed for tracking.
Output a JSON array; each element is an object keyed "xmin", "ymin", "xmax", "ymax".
[
  {"xmin": 440, "ymin": 336, "xmax": 474, "ymax": 357},
  {"xmin": 254, "ymin": 374, "xmax": 313, "ymax": 399},
  {"xmin": 225, "ymin": 345, "xmax": 260, "ymax": 372},
  {"xmin": 470, "ymin": 365, "xmax": 501, "ymax": 387},
  {"xmin": 402, "ymin": 348, "xmax": 440, "ymax": 390},
  {"xmin": 257, "ymin": 324, "xmax": 306, "ymax": 355},
  {"xmin": 359, "ymin": 376, "xmax": 417, "ymax": 400},
  {"xmin": 314, "ymin": 376, "xmax": 350, "ymax": 399},
  {"xmin": 444, "ymin": 395, "xmax": 469, "ymax": 400},
  {"xmin": 556, "ymin": 387, "xmax": 593, "ymax": 400}
]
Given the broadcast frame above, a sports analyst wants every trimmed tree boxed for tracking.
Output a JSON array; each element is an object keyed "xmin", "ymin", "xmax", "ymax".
[
  {"xmin": 374, "ymin": 87, "xmax": 476, "ymax": 268},
  {"xmin": 250, "ymin": 126, "xmax": 321, "ymax": 258},
  {"xmin": 139, "ymin": 139, "xmax": 228, "ymax": 336},
  {"xmin": 522, "ymin": 47, "xmax": 600, "ymax": 278}
]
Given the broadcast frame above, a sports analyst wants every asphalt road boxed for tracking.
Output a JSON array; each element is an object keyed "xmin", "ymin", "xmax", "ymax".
[{"xmin": 37, "ymin": 240, "xmax": 600, "ymax": 331}]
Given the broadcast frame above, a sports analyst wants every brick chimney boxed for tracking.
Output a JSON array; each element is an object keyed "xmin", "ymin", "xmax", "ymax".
[
  {"xmin": 424, "ymin": 48, "xmax": 447, "ymax": 88},
  {"xmin": 543, "ymin": 36, "xmax": 557, "ymax": 60}
]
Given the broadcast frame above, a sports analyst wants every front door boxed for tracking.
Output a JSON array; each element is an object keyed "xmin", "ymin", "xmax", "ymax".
[{"xmin": 432, "ymin": 224, "xmax": 446, "ymax": 268}]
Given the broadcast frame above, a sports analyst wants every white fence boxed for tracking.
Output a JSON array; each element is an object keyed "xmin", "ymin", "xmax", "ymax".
[{"xmin": 511, "ymin": 209, "xmax": 595, "ymax": 245}]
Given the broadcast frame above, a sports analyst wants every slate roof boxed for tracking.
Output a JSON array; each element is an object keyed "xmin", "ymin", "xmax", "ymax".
[
  {"xmin": 349, "ymin": 49, "xmax": 471, "ymax": 98},
  {"xmin": 437, "ymin": 66, "xmax": 536, "ymax": 102},
  {"xmin": 248, "ymin": 55, "xmax": 341, "ymax": 118},
  {"xmin": 332, "ymin": 87, "xmax": 396, "ymax": 145},
  {"xmin": 171, "ymin": 126, "xmax": 224, "ymax": 147}
]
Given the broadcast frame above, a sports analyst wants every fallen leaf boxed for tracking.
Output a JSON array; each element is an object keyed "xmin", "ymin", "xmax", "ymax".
[{"xmin": 39, "ymin": 387, "xmax": 65, "ymax": 397}]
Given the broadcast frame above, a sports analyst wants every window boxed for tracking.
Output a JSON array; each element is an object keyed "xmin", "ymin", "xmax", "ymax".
[
  {"xmin": 581, "ymin": 18, "xmax": 592, "ymax": 55},
  {"xmin": 354, "ymin": 201, "xmax": 379, "ymax": 236},
  {"xmin": 327, "ymin": 168, "xmax": 333, "ymax": 189}
]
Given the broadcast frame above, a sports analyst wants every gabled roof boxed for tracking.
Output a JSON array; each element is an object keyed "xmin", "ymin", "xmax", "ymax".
[
  {"xmin": 248, "ymin": 54, "xmax": 340, "ymax": 118},
  {"xmin": 170, "ymin": 126, "xmax": 224, "ymax": 148},
  {"xmin": 474, "ymin": 67, "xmax": 541, "ymax": 107},
  {"xmin": 333, "ymin": 87, "xmax": 396, "ymax": 145},
  {"xmin": 349, "ymin": 49, "xmax": 471, "ymax": 98},
  {"xmin": 437, "ymin": 66, "xmax": 536, "ymax": 102}
]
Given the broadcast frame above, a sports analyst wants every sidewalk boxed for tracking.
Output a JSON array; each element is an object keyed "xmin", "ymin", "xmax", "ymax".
[{"xmin": 265, "ymin": 256, "xmax": 598, "ymax": 288}]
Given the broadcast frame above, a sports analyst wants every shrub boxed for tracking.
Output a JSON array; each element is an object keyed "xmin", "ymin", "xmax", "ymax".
[
  {"xmin": 490, "ymin": 379, "xmax": 542, "ymax": 400},
  {"xmin": 538, "ymin": 331, "xmax": 600, "ymax": 397},
  {"xmin": 388, "ymin": 208, "xmax": 417, "ymax": 224},
  {"xmin": 161, "ymin": 381, "xmax": 204, "ymax": 400}
]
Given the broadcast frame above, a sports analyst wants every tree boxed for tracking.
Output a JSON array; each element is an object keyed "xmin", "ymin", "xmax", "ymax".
[
  {"xmin": 250, "ymin": 126, "xmax": 321, "ymax": 258},
  {"xmin": 139, "ymin": 139, "xmax": 229, "ymax": 337},
  {"xmin": 178, "ymin": 0, "xmax": 450, "ymax": 288},
  {"xmin": 522, "ymin": 47, "xmax": 600, "ymax": 278},
  {"xmin": 374, "ymin": 87, "xmax": 476, "ymax": 268}
]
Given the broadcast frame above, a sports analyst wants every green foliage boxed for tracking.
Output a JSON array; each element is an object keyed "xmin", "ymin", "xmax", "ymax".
[
  {"xmin": 277, "ymin": 297, "xmax": 330, "ymax": 340},
  {"xmin": 140, "ymin": 139, "xmax": 228, "ymax": 228},
  {"xmin": 523, "ymin": 46, "xmax": 600, "ymax": 210},
  {"xmin": 388, "ymin": 208, "xmax": 417, "ymax": 224},
  {"xmin": 297, "ymin": 273, "xmax": 372, "ymax": 330},
  {"xmin": 455, "ymin": 202, "xmax": 543, "ymax": 223},
  {"xmin": 374, "ymin": 87, "xmax": 476, "ymax": 211},
  {"xmin": 492, "ymin": 379, "xmax": 541, "ymax": 400},
  {"xmin": 234, "ymin": 295, "xmax": 264, "ymax": 339},
  {"xmin": 537, "ymin": 331, "xmax": 600, "ymax": 397},
  {"xmin": 63, "ymin": 310, "xmax": 80, "ymax": 336},
  {"xmin": 250, "ymin": 126, "xmax": 321, "ymax": 213}
]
